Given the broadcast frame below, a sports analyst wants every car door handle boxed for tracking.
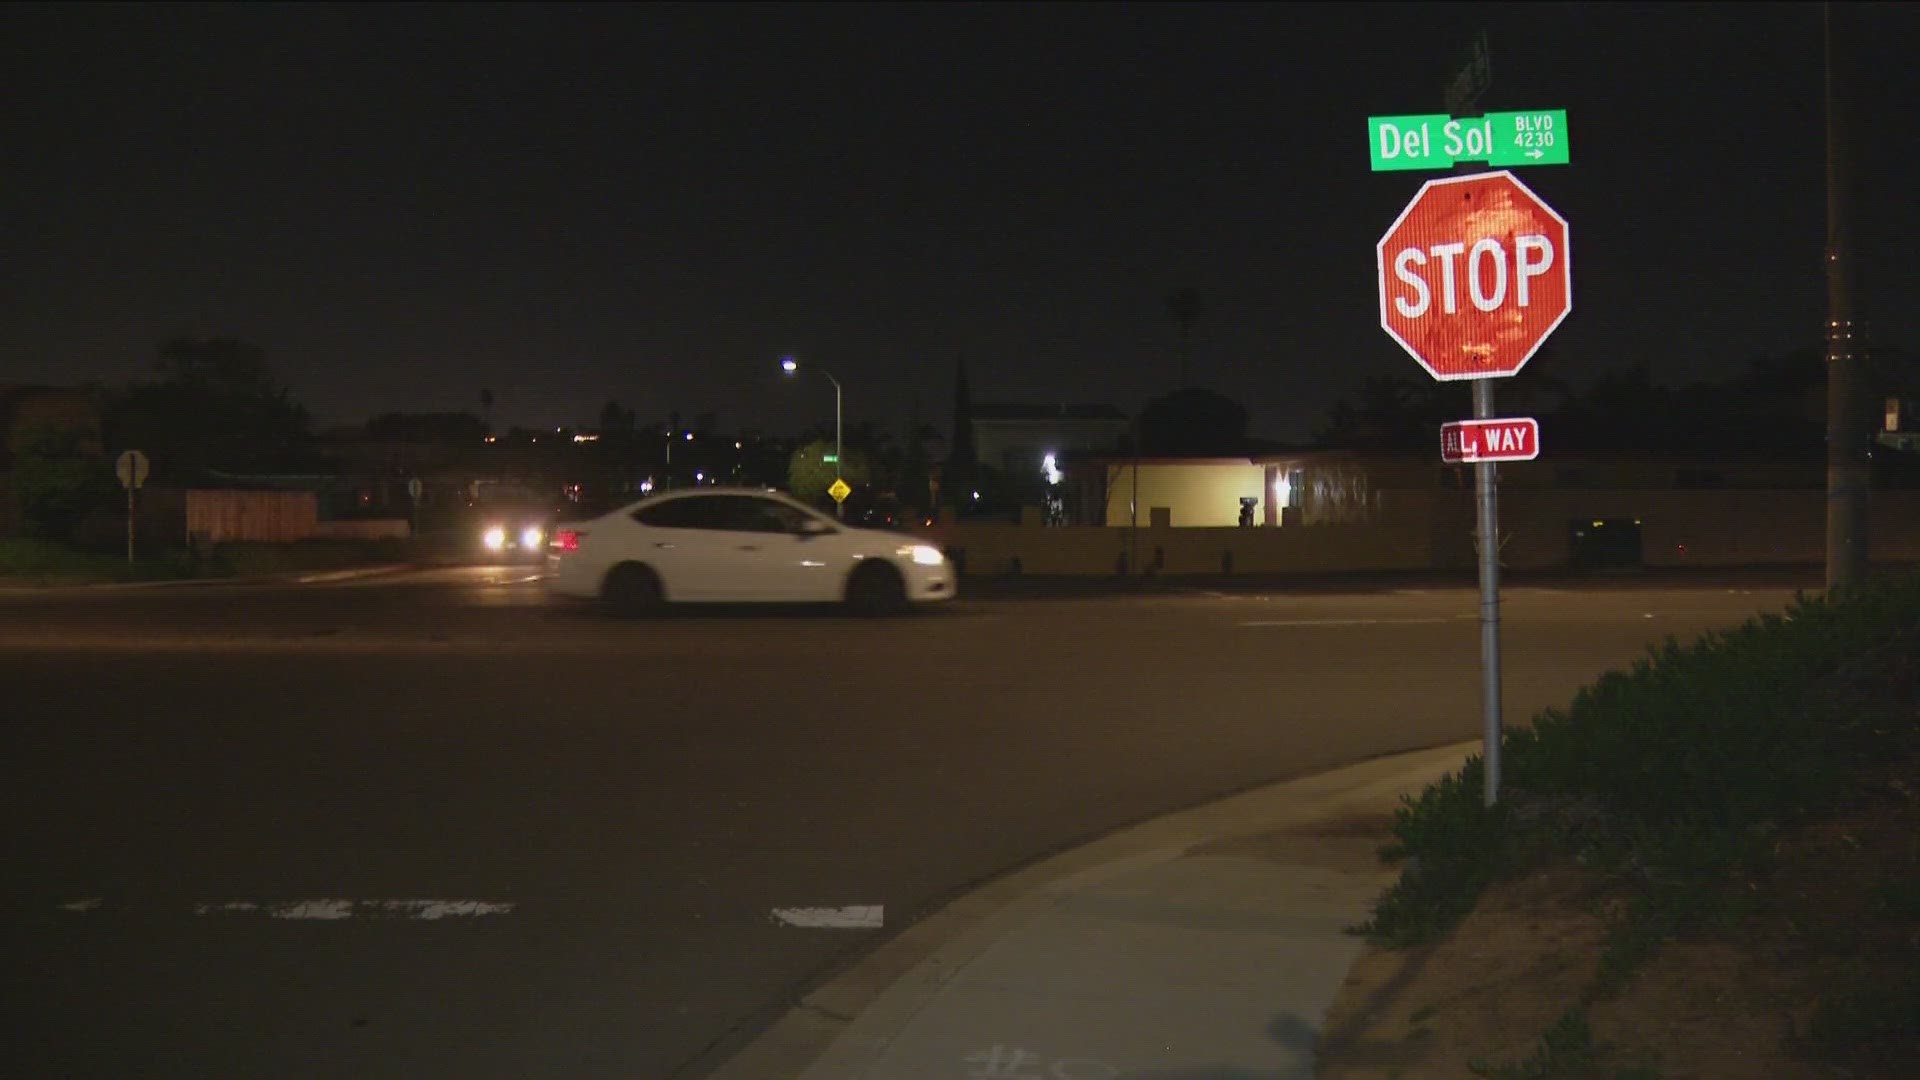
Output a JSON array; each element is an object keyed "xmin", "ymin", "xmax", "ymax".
[
  {"xmin": 654, "ymin": 542, "xmax": 676, "ymax": 549},
  {"xmin": 737, "ymin": 544, "xmax": 761, "ymax": 552}
]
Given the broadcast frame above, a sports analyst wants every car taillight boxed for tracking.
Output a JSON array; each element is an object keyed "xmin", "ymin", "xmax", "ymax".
[{"xmin": 553, "ymin": 529, "xmax": 584, "ymax": 552}]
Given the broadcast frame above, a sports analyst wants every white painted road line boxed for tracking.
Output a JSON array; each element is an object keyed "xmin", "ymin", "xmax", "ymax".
[
  {"xmin": 1239, "ymin": 617, "xmax": 1458, "ymax": 628},
  {"xmin": 771, "ymin": 905, "xmax": 884, "ymax": 929},
  {"xmin": 191, "ymin": 899, "xmax": 516, "ymax": 920},
  {"xmin": 60, "ymin": 898, "xmax": 516, "ymax": 920}
]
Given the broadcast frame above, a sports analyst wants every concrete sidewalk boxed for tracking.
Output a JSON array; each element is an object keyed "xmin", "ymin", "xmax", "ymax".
[{"xmin": 710, "ymin": 741, "xmax": 1478, "ymax": 1080}]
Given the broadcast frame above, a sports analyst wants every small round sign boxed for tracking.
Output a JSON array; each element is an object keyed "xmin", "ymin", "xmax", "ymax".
[{"xmin": 115, "ymin": 449, "xmax": 151, "ymax": 491}]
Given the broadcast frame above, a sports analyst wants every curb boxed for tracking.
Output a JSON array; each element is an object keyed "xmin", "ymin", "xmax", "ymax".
[
  {"xmin": 287, "ymin": 564, "xmax": 416, "ymax": 585},
  {"xmin": 953, "ymin": 566, "xmax": 1830, "ymax": 599},
  {"xmin": 702, "ymin": 740, "xmax": 1479, "ymax": 1080},
  {"xmin": 0, "ymin": 563, "xmax": 419, "ymax": 593}
]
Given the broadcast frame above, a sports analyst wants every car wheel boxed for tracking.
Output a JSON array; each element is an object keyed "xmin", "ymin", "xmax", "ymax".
[
  {"xmin": 603, "ymin": 562, "xmax": 664, "ymax": 617},
  {"xmin": 845, "ymin": 560, "xmax": 908, "ymax": 617}
]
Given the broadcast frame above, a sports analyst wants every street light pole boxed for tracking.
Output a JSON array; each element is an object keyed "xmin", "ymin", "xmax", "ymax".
[
  {"xmin": 782, "ymin": 356, "xmax": 846, "ymax": 518},
  {"xmin": 832, "ymin": 375, "xmax": 843, "ymax": 518}
]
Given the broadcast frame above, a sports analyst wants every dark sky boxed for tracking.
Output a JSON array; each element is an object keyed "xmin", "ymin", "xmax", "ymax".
[{"xmin": 6, "ymin": 2, "xmax": 1917, "ymax": 442}]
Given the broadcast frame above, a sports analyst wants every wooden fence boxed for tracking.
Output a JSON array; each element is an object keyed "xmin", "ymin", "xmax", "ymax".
[{"xmin": 185, "ymin": 490, "xmax": 318, "ymax": 544}]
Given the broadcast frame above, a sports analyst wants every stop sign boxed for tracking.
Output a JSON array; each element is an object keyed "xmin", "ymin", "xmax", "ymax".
[{"xmin": 1376, "ymin": 170, "xmax": 1571, "ymax": 381}]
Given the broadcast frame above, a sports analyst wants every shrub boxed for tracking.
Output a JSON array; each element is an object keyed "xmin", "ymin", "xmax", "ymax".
[{"xmin": 1361, "ymin": 576, "xmax": 1920, "ymax": 947}]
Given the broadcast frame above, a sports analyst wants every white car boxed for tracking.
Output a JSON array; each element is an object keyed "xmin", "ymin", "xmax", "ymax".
[{"xmin": 545, "ymin": 488, "xmax": 954, "ymax": 615}]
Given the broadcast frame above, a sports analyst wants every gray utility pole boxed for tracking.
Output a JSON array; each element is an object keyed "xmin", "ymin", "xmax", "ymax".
[
  {"xmin": 1825, "ymin": 2, "xmax": 1869, "ymax": 589},
  {"xmin": 1448, "ymin": 31, "xmax": 1505, "ymax": 806}
]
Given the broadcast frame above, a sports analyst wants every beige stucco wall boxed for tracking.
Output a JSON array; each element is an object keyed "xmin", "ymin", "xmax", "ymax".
[
  {"xmin": 923, "ymin": 492, "xmax": 1920, "ymax": 576},
  {"xmin": 1101, "ymin": 462, "xmax": 1267, "ymax": 528},
  {"xmin": 933, "ymin": 522, "xmax": 1431, "ymax": 576}
]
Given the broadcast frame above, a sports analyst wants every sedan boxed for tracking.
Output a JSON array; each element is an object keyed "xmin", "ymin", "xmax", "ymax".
[{"xmin": 544, "ymin": 488, "xmax": 954, "ymax": 615}]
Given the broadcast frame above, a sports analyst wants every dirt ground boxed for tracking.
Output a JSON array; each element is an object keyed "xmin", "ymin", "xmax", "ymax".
[{"xmin": 1316, "ymin": 786, "xmax": 1919, "ymax": 1079}]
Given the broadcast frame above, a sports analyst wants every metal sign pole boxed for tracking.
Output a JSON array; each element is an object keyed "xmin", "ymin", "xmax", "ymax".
[
  {"xmin": 127, "ymin": 486, "xmax": 136, "ymax": 565},
  {"xmin": 1456, "ymin": 32, "xmax": 1502, "ymax": 804},
  {"xmin": 1473, "ymin": 379, "xmax": 1503, "ymax": 805}
]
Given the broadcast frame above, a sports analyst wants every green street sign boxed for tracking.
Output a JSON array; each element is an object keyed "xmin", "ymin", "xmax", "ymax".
[
  {"xmin": 1368, "ymin": 109, "xmax": 1568, "ymax": 171},
  {"xmin": 821, "ymin": 453, "xmax": 838, "ymax": 463}
]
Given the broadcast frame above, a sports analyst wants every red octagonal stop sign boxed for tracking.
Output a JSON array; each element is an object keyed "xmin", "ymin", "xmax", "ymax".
[{"xmin": 1376, "ymin": 170, "xmax": 1571, "ymax": 381}]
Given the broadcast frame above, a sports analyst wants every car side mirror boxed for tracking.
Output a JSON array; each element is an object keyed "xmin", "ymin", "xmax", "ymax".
[{"xmin": 795, "ymin": 519, "xmax": 835, "ymax": 538}]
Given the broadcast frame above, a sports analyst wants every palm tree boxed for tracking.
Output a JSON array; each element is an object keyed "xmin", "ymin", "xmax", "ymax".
[{"xmin": 1167, "ymin": 288, "xmax": 1203, "ymax": 388}]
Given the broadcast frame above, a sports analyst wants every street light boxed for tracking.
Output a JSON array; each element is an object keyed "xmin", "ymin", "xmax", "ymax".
[{"xmin": 780, "ymin": 354, "xmax": 844, "ymax": 517}]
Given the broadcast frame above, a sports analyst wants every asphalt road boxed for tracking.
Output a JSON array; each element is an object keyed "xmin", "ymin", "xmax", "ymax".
[{"xmin": 0, "ymin": 568, "xmax": 1813, "ymax": 1078}]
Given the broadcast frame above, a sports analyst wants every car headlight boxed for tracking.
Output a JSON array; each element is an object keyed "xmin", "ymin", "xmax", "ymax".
[
  {"xmin": 899, "ymin": 544, "xmax": 945, "ymax": 566},
  {"xmin": 482, "ymin": 527, "xmax": 507, "ymax": 552},
  {"xmin": 520, "ymin": 526, "xmax": 543, "ymax": 550}
]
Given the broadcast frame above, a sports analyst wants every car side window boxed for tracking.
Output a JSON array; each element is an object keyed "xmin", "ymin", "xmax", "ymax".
[
  {"xmin": 703, "ymin": 496, "xmax": 765, "ymax": 533},
  {"xmin": 634, "ymin": 498, "xmax": 727, "ymax": 530},
  {"xmin": 754, "ymin": 500, "xmax": 820, "ymax": 534}
]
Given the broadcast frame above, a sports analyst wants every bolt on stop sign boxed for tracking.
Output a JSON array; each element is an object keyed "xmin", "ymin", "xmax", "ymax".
[{"xmin": 1376, "ymin": 170, "xmax": 1571, "ymax": 380}]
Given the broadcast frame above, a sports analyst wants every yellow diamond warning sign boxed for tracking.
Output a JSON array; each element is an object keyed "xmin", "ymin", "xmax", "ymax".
[{"xmin": 827, "ymin": 478, "xmax": 852, "ymax": 503}]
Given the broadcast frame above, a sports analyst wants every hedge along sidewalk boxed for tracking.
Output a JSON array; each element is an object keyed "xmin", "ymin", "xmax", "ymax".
[{"xmin": 1349, "ymin": 574, "xmax": 1920, "ymax": 1074}]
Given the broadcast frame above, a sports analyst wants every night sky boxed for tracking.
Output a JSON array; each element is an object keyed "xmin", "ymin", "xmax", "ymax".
[{"xmin": 6, "ymin": 2, "xmax": 1917, "ymax": 443}]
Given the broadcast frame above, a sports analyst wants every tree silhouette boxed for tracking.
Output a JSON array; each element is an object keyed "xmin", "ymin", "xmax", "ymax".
[
  {"xmin": 1312, "ymin": 345, "xmax": 1919, "ymax": 452},
  {"xmin": 945, "ymin": 360, "xmax": 977, "ymax": 505},
  {"xmin": 1138, "ymin": 385, "xmax": 1249, "ymax": 454},
  {"xmin": 107, "ymin": 337, "xmax": 311, "ymax": 476},
  {"xmin": 597, "ymin": 400, "xmax": 636, "ymax": 444},
  {"xmin": 788, "ymin": 440, "xmax": 870, "ymax": 502}
]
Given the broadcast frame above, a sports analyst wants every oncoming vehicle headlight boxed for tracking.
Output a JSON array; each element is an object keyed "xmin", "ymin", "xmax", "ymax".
[
  {"xmin": 520, "ymin": 526, "xmax": 543, "ymax": 550},
  {"xmin": 482, "ymin": 526, "xmax": 507, "ymax": 552},
  {"xmin": 898, "ymin": 544, "xmax": 945, "ymax": 566}
]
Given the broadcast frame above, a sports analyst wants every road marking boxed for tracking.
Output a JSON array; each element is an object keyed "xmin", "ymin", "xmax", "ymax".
[
  {"xmin": 55, "ymin": 898, "xmax": 518, "ymax": 920},
  {"xmin": 771, "ymin": 904, "xmax": 884, "ymax": 929},
  {"xmin": 1239, "ymin": 617, "xmax": 1457, "ymax": 628},
  {"xmin": 965, "ymin": 1045, "xmax": 1118, "ymax": 1078},
  {"xmin": 192, "ymin": 899, "xmax": 515, "ymax": 920}
]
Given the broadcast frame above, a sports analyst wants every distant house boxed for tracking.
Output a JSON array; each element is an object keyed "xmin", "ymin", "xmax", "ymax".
[{"xmin": 968, "ymin": 403, "xmax": 1131, "ymax": 480}]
